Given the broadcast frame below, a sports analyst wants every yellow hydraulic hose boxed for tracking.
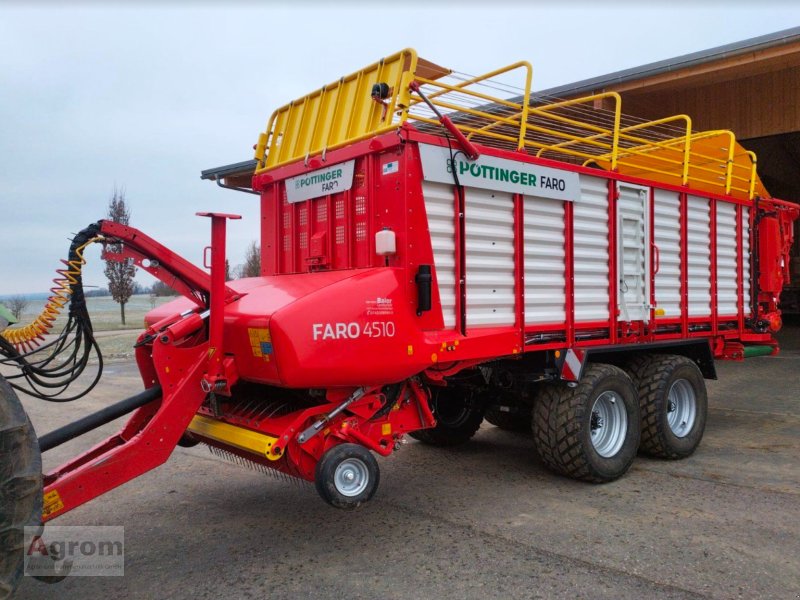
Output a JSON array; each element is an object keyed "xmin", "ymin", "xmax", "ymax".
[{"xmin": 1, "ymin": 236, "xmax": 102, "ymax": 350}]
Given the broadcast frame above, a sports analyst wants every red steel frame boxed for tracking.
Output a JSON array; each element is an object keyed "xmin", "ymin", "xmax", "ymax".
[{"xmin": 252, "ymin": 125, "xmax": 796, "ymax": 361}]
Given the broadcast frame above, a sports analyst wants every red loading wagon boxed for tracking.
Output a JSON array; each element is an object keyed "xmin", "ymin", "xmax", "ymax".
[{"xmin": 1, "ymin": 48, "xmax": 797, "ymax": 597}]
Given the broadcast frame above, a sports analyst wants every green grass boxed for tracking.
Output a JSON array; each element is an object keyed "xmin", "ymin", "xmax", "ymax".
[
  {"xmin": 14, "ymin": 294, "xmax": 176, "ymax": 332},
  {"xmin": 8, "ymin": 294, "xmax": 179, "ymax": 361},
  {"xmin": 94, "ymin": 330, "xmax": 145, "ymax": 360}
]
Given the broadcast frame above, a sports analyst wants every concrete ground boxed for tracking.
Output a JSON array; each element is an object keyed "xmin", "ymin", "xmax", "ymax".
[{"xmin": 13, "ymin": 326, "xmax": 800, "ymax": 599}]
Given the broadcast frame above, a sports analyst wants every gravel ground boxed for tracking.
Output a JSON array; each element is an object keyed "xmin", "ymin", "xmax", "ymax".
[{"xmin": 12, "ymin": 326, "xmax": 800, "ymax": 600}]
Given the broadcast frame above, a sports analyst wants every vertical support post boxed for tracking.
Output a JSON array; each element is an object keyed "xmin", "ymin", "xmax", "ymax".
[
  {"xmin": 607, "ymin": 179, "xmax": 618, "ymax": 343},
  {"xmin": 609, "ymin": 94, "xmax": 622, "ymax": 172},
  {"xmin": 565, "ymin": 199, "xmax": 575, "ymax": 347},
  {"xmin": 197, "ymin": 212, "xmax": 241, "ymax": 389},
  {"xmin": 679, "ymin": 192, "xmax": 689, "ymax": 337},
  {"xmin": 513, "ymin": 193, "xmax": 525, "ymax": 338},
  {"xmin": 456, "ymin": 185, "xmax": 467, "ymax": 336},
  {"xmin": 516, "ymin": 63, "xmax": 533, "ymax": 151},
  {"xmin": 736, "ymin": 203, "xmax": 745, "ymax": 332},
  {"xmin": 649, "ymin": 187, "xmax": 657, "ymax": 339},
  {"xmin": 724, "ymin": 132, "xmax": 735, "ymax": 196},
  {"xmin": 680, "ymin": 116, "xmax": 693, "ymax": 186},
  {"xmin": 710, "ymin": 199, "xmax": 718, "ymax": 336},
  {"xmin": 291, "ymin": 199, "xmax": 299, "ymax": 273}
]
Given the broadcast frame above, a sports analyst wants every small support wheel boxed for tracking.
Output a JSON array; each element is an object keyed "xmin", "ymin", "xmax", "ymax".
[{"xmin": 314, "ymin": 444, "xmax": 379, "ymax": 510}]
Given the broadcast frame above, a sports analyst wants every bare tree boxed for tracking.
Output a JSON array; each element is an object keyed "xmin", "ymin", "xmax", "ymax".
[
  {"xmin": 103, "ymin": 188, "xmax": 136, "ymax": 325},
  {"xmin": 241, "ymin": 241, "xmax": 261, "ymax": 278},
  {"xmin": 6, "ymin": 296, "xmax": 29, "ymax": 320},
  {"xmin": 151, "ymin": 281, "xmax": 178, "ymax": 297}
]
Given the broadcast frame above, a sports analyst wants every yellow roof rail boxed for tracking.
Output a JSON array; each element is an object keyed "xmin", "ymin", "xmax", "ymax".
[
  {"xmin": 255, "ymin": 49, "xmax": 446, "ymax": 172},
  {"xmin": 253, "ymin": 49, "xmax": 768, "ymax": 201}
]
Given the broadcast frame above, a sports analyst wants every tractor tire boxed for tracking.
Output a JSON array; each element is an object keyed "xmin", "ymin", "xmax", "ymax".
[
  {"xmin": 627, "ymin": 354, "xmax": 707, "ymax": 459},
  {"xmin": 484, "ymin": 406, "xmax": 532, "ymax": 433},
  {"xmin": 315, "ymin": 444, "xmax": 379, "ymax": 510},
  {"xmin": 0, "ymin": 376, "xmax": 42, "ymax": 600},
  {"xmin": 532, "ymin": 363, "xmax": 640, "ymax": 483},
  {"xmin": 409, "ymin": 387, "xmax": 484, "ymax": 447}
]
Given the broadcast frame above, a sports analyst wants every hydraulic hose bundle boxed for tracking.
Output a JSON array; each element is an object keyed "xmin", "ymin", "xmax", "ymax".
[{"xmin": 0, "ymin": 223, "xmax": 105, "ymax": 401}]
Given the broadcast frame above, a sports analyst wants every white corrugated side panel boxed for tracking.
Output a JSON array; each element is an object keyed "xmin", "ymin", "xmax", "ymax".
[
  {"xmin": 686, "ymin": 195, "xmax": 712, "ymax": 317},
  {"xmin": 523, "ymin": 195, "xmax": 565, "ymax": 325},
  {"xmin": 742, "ymin": 206, "xmax": 751, "ymax": 316},
  {"xmin": 574, "ymin": 175, "xmax": 610, "ymax": 322},
  {"xmin": 653, "ymin": 189, "xmax": 681, "ymax": 317},
  {"xmin": 423, "ymin": 181, "xmax": 457, "ymax": 328},
  {"xmin": 716, "ymin": 201, "xmax": 738, "ymax": 317},
  {"xmin": 465, "ymin": 187, "xmax": 516, "ymax": 327}
]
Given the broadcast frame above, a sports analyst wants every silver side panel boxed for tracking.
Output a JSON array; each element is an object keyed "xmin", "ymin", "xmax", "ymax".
[
  {"xmin": 523, "ymin": 195, "xmax": 566, "ymax": 325},
  {"xmin": 422, "ymin": 181, "xmax": 457, "ymax": 329},
  {"xmin": 464, "ymin": 187, "xmax": 516, "ymax": 327},
  {"xmin": 574, "ymin": 175, "xmax": 610, "ymax": 322},
  {"xmin": 653, "ymin": 189, "xmax": 682, "ymax": 318},
  {"xmin": 687, "ymin": 195, "xmax": 712, "ymax": 317},
  {"xmin": 716, "ymin": 201, "xmax": 738, "ymax": 317}
]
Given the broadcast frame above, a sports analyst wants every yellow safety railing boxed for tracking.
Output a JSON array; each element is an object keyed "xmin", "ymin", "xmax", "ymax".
[
  {"xmin": 253, "ymin": 49, "xmax": 768, "ymax": 200},
  {"xmin": 254, "ymin": 48, "xmax": 424, "ymax": 172}
]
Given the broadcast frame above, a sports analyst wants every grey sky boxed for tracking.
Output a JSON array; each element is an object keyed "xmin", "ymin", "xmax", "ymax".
[{"xmin": 2, "ymin": 4, "xmax": 799, "ymax": 295}]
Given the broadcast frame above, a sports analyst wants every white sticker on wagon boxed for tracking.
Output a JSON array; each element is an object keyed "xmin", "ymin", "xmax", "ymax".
[
  {"xmin": 418, "ymin": 143, "xmax": 579, "ymax": 202},
  {"xmin": 286, "ymin": 160, "xmax": 356, "ymax": 203}
]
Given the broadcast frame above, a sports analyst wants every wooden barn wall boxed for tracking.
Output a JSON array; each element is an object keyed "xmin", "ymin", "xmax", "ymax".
[{"xmin": 619, "ymin": 65, "xmax": 800, "ymax": 139}]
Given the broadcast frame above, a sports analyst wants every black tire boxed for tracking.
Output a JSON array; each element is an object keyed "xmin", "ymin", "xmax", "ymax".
[
  {"xmin": 484, "ymin": 406, "xmax": 531, "ymax": 433},
  {"xmin": 0, "ymin": 376, "xmax": 43, "ymax": 600},
  {"xmin": 627, "ymin": 354, "xmax": 707, "ymax": 459},
  {"xmin": 532, "ymin": 363, "xmax": 640, "ymax": 483},
  {"xmin": 177, "ymin": 432, "xmax": 200, "ymax": 448},
  {"xmin": 314, "ymin": 443, "xmax": 379, "ymax": 510},
  {"xmin": 408, "ymin": 387, "xmax": 484, "ymax": 447}
]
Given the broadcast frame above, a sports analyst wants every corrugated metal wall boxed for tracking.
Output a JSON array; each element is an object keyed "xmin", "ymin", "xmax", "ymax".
[
  {"xmin": 687, "ymin": 195, "xmax": 712, "ymax": 317},
  {"xmin": 423, "ymin": 181, "xmax": 457, "ymax": 329},
  {"xmin": 573, "ymin": 176, "xmax": 611, "ymax": 323},
  {"xmin": 524, "ymin": 195, "xmax": 566, "ymax": 325},
  {"xmin": 421, "ymin": 166, "xmax": 752, "ymax": 332},
  {"xmin": 654, "ymin": 189, "xmax": 682, "ymax": 318},
  {"xmin": 716, "ymin": 201, "xmax": 739, "ymax": 317},
  {"xmin": 742, "ymin": 206, "xmax": 752, "ymax": 317},
  {"xmin": 464, "ymin": 188, "xmax": 516, "ymax": 327}
]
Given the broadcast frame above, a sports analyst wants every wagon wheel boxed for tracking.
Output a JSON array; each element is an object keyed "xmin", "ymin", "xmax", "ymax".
[
  {"xmin": 408, "ymin": 386, "xmax": 484, "ymax": 447},
  {"xmin": 532, "ymin": 363, "xmax": 640, "ymax": 483},
  {"xmin": 627, "ymin": 354, "xmax": 708, "ymax": 459}
]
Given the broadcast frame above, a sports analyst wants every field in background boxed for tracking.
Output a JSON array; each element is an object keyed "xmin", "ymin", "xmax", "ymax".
[{"xmin": 7, "ymin": 294, "xmax": 178, "ymax": 361}]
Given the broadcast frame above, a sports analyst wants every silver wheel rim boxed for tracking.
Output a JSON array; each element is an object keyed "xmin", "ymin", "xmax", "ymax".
[
  {"xmin": 334, "ymin": 458, "xmax": 370, "ymax": 497},
  {"xmin": 667, "ymin": 379, "xmax": 697, "ymax": 438},
  {"xmin": 590, "ymin": 391, "xmax": 628, "ymax": 458}
]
